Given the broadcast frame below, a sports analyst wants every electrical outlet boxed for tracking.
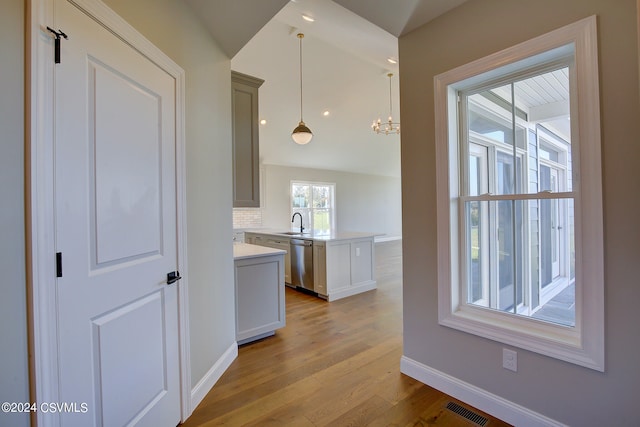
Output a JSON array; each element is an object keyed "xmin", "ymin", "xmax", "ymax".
[{"xmin": 502, "ymin": 348, "xmax": 517, "ymax": 372}]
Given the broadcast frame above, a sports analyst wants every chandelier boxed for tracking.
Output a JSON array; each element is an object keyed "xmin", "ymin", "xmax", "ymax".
[{"xmin": 372, "ymin": 73, "xmax": 400, "ymax": 135}]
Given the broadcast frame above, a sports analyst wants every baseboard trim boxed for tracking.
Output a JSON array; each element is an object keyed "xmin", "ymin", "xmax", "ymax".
[
  {"xmin": 400, "ymin": 356, "xmax": 566, "ymax": 427},
  {"xmin": 190, "ymin": 342, "xmax": 238, "ymax": 413},
  {"xmin": 327, "ymin": 280, "xmax": 377, "ymax": 301}
]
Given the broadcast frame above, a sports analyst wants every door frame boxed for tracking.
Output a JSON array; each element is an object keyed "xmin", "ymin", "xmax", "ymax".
[{"xmin": 27, "ymin": 0, "xmax": 192, "ymax": 425}]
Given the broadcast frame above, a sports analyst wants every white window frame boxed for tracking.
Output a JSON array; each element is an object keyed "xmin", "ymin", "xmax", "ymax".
[
  {"xmin": 290, "ymin": 180, "xmax": 336, "ymax": 234},
  {"xmin": 435, "ymin": 16, "xmax": 604, "ymax": 371}
]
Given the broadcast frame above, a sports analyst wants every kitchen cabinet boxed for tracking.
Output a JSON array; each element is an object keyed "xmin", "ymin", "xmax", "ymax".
[
  {"xmin": 233, "ymin": 243, "xmax": 286, "ymax": 345},
  {"xmin": 232, "ymin": 71, "xmax": 263, "ymax": 207},
  {"xmin": 245, "ymin": 230, "xmax": 376, "ymax": 301},
  {"xmin": 244, "ymin": 232, "xmax": 292, "ymax": 284},
  {"xmin": 315, "ymin": 237, "xmax": 376, "ymax": 301}
]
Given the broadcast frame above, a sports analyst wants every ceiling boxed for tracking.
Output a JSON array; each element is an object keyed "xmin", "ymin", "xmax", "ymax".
[{"xmin": 185, "ymin": 0, "xmax": 470, "ymax": 177}]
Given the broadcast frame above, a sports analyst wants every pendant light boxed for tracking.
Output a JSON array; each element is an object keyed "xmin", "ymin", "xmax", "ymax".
[
  {"xmin": 292, "ymin": 33, "xmax": 313, "ymax": 145},
  {"xmin": 372, "ymin": 73, "xmax": 400, "ymax": 135}
]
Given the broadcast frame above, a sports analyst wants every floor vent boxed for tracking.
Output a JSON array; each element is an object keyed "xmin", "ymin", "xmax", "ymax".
[{"xmin": 445, "ymin": 401, "xmax": 489, "ymax": 426}]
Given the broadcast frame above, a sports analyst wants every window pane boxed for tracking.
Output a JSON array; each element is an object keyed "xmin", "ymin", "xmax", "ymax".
[
  {"xmin": 313, "ymin": 209, "xmax": 331, "ymax": 235},
  {"xmin": 496, "ymin": 151, "xmax": 522, "ymax": 195},
  {"xmin": 292, "ymin": 184, "xmax": 310, "ymax": 208},
  {"xmin": 465, "ymin": 199, "xmax": 525, "ymax": 314},
  {"xmin": 468, "ymin": 86, "xmax": 515, "ymax": 145},
  {"xmin": 496, "ymin": 199, "xmax": 524, "ymax": 313},
  {"xmin": 466, "ymin": 200, "xmax": 489, "ymax": 305},
  {"xmin": 534, "ymin": 197, "xmax": 575, "ymax": 327},
  {"xmin": 312, "ymin": 185, "xmax": 332, "ymax": 208}
]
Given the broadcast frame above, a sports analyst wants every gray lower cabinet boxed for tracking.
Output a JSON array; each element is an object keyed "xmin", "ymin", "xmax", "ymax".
[
  {"xmin": 232, "ymin": 71, "xmax": 264, "ymax": 207},
  {"xmin": 234, "ymin": 245, "xmax": 286, "ymax": 345},
  {"xmin": 244, "ymin": 233, "xmax": 292, "ymax": 284}
]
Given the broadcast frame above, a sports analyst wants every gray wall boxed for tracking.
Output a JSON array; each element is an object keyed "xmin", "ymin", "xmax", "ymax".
[
  {"xmin": 400, "ymin": 0, "xmax": 640, "ymax": 425},
  {"xmin": 100, "ymin": 0, "xmax": 238, "ymax": 387},
  {"xmin": 0, "ymin": 2, "xmax": 29, "ymax": 427},
  {"xmin": 261, "ymin": 164, "xmax": 402, "ymax": 239}
]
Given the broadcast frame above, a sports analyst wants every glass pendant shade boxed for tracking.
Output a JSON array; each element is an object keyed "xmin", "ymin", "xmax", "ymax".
[{"xmin": 292, "ymin": 121, "xmax": 313, "ymax": 145}]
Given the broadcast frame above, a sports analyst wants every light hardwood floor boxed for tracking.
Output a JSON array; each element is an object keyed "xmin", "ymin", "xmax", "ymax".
[{"xmin": 181, "ymin": 241, "xmax": 511, "ymax": 426}]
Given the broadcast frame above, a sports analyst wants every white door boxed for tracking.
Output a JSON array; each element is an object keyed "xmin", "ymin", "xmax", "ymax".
[{"xmin": 54, "ymin": 1, "xmax": 181, "ymax": 425}]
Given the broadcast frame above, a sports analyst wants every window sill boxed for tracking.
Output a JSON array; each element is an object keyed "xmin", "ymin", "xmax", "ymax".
[{"xmin": 439, "ymin": 304, "xmax": 602, "ymax": 371}]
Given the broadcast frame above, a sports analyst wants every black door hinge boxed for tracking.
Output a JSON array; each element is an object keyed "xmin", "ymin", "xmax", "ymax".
[{"xmin": 56, "ymin": 252, "xmax": 63, "ymax": 278}]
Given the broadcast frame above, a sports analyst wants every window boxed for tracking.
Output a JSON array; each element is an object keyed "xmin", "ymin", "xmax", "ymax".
[
  {"xmin": 435, "ymin": 17, "xmax": 604, "ymax": 370},
  {"xmin": 291, "ymin": 181, "xmax": 336, "ymax": 235}
]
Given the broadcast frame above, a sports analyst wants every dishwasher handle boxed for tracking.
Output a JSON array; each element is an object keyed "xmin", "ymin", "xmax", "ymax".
[{"xmin": 290, "ymin": 239, "xmax": 313, "ymax": 246}]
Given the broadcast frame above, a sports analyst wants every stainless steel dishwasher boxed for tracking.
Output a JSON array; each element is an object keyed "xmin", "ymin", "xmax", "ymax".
[{"xmin": 290, "ymin": 239, "xmax": 314, "ymax": 291}]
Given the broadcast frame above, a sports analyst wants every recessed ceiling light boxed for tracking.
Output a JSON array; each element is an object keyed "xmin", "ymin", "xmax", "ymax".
[
  {"xmin": 387, "ymin": 57, "xmax": 398, "ymax": 64},
  {"xmin": 322, "ymin": 110, "xmax": 330, "ymax": 116},
  {"xmin": 302, "ymin": 14, "xmax": 315, "ymax": 22},
  {"xmin": 260, "ymin": 119, "xmax": 267, "ymax": 125}
]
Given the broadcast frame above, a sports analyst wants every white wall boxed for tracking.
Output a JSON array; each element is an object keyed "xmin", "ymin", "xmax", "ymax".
[
  {"xmin": 0, "ymin": 2, "xmax": 29, "ymax": 426},
  {"xmin": 261, "ymin": 164, "xmax": 402, "ymax": 239},
  {"xmin": 400, "ymin": 0, "xmax": 640, "ymax": 425},
  {"xmin": 103, "ymin": 0, "xmax": 237, "ymax": 387}
]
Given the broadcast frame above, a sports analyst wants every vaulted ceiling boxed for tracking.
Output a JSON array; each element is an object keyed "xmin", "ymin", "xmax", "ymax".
[{"xmin": 185, "ymin": 0, "xmax": 470, "ymax": 177}]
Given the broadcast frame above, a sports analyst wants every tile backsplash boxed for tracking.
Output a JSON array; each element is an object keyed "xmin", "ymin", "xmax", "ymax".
[{"xmin": 233, "ymin": 208, "xmax": 263, "ymax": 228}]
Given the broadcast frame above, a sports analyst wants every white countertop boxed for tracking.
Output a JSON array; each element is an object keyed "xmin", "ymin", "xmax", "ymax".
[
  {"xmin": 233, "ymin": 243, "xmax": 286, "ymax": 260},
  {"xmin": 243, "ymin": 229, "xmax": 378, "ymax": 242}
]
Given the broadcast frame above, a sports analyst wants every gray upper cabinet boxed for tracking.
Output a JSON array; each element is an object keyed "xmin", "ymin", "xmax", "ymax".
[{"xmin": 232, "ymin": 71, "xmax": 264, "ymax": 207}]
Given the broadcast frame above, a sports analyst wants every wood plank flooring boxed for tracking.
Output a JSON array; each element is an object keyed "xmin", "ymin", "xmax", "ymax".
[{"xmin": 181, "ymin": 241, "xmax": 511, "ymax": 426}]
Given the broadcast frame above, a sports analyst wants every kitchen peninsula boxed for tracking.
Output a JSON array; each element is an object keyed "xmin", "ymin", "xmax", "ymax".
[{"xmin": 244, "ymin": 230, "xmax": 377, "ymax": 301}]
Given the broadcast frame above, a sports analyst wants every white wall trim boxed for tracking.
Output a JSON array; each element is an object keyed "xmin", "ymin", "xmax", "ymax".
[
  {"xmin": 190, "ymin": 342, "xmax": 238, "ymax": 411},
  {"xmin": 433, "ymin": 16, "xmax": 604, "ymax": 371},
  {"xmin": 400, "ymin": 356, "xmax": 566, "ymax": 427},
  {"xmin": 326, "ymin": 280, "xmax": 377, "ymax": 302}
]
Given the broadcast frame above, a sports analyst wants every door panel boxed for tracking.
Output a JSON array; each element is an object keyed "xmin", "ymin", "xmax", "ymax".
[
  {"xmin": 91, "ymin": 60, "xmax": 162, "ymax": 266},
  {"xmin": 55, "ymin": 1, "xmax": 180, "ymax": 425},
  {"xmin": 92, "ymin": 291, "xmax": 168, "ymax": 427}
]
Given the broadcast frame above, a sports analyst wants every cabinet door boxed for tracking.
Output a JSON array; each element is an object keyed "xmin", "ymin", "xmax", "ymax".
[
  {"xmin": 235, "ymin": 254, "xmax": 285, "ymax": 344},
  {"xmin": 265, "ymin": 238, "xmax": 291, "ymax": 284},
  {"xmin": 232, "ymin": 71, "xmax": 263, "ymax": 207}
]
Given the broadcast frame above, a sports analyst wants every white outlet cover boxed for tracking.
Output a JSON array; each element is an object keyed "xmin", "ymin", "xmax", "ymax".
[{"xmin": 502, "ymin": 348, "xmax": 517, "ymax": 372}]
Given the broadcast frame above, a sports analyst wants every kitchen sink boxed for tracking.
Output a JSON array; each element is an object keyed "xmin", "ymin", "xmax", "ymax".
[{"xmin": 279, "ymin": 231, "xmax": 310, "ymax": 236}]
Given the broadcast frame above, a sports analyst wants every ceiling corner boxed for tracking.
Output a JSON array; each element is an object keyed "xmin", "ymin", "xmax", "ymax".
[{"xmin": 185, "ymin": 0, "xmax": 290, "ymax": 58}]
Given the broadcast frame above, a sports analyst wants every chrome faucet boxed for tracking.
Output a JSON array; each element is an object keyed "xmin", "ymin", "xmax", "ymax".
[{"xmin": 291, "ymin": 212, "xmax": 304, "ymax": 233}]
